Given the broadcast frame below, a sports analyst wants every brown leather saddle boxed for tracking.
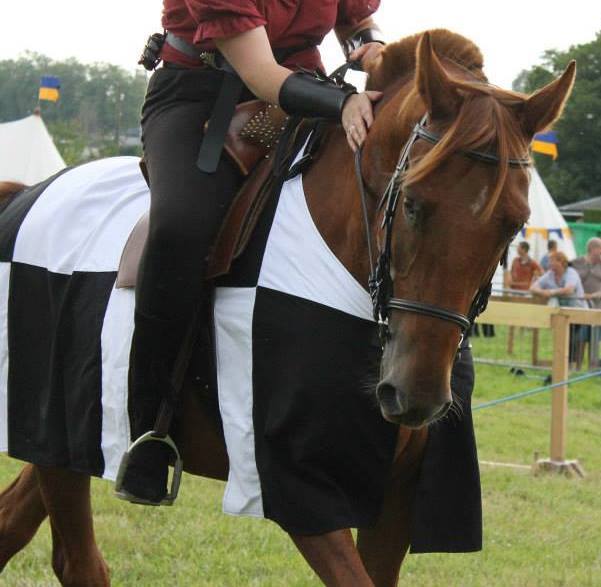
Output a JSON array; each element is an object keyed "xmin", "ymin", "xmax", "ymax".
[{"xmin": 116, "ymin": 101, "xmax": 292, "ymax": 288}]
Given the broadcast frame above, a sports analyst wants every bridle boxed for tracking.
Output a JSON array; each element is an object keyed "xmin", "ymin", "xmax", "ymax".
[{"xmin": 355, "ymin": 114, "xmax": 531, "ymax": 344}]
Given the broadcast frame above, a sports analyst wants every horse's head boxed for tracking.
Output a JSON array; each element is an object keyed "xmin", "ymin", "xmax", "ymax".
[{"xmin": 362, "ymin": 30, "xmax": 575, "ymax": 427}]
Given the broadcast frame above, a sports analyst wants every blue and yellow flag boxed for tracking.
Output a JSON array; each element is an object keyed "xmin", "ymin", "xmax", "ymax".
[
  {"xmin": 532, "ymin": 130, "xmax": 558, "ymax": 160},
  {"xmin": 39, "ymin": 76, "xmax": 61, "ymax": 102}
]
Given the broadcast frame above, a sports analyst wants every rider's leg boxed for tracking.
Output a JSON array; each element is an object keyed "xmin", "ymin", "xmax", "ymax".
[
  {"xmin": 119, "ymin": 66, "xmax": 244, "ymax": 503},
  {"xmin": 0, "ymin": 464, "xmax": 47, "ymax": 570},
  {"xmin": 291, "ymin": 529, "xmax": 374, "ymax": 587}
]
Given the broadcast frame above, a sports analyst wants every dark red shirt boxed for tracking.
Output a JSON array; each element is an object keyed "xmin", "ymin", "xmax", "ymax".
[{"xmin": 161, "ymin": 0, "xmax": 380, "ymax": 69}]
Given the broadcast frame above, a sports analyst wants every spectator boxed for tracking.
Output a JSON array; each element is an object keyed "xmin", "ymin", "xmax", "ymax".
[
  {"xmin": 508, "ymin": 241, "xmax": 542, "ymax": 290},
  {"xmin": 540, "ymin": 239, "xmax": 557, "ymax": 271},
  {"xmin": 530, "ymin": 251, "xmax": 586, "ymax": 308},
  {"xmin": 571, "ymin": 237, "xmax": 601, "ymax": 367},
  {"xmin": 531, "ymin": 251, "xmax": 587, "ymax": 367},
  {"xmin": 571, "ymin": 237, "xmax": 601, "ymax": 309}
]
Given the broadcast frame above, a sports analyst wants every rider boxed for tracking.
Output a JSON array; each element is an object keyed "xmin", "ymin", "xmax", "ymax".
[{"xmin": 119, "ymin": 0, "xmax": 386, "ymax": 504}]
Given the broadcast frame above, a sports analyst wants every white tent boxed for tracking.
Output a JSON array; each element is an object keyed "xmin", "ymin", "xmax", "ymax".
[
  {"xmin": 0, "ymin": 113, "xmax": 66, "ymax": 185},
  {"xmin": 493, "ymin": 167, "xmax": 577, "ymax": 290},
  {"xmin": 520, "ymin": 168, "xmax": 576, "ymax": 260}
]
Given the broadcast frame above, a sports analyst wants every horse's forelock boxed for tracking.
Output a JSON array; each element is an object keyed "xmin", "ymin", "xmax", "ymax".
[
  {"xmin": 402, "ymin": 82, "xmax": 530, "ymax": 218},
  {"xmin": 366, "ymin": 30, "xmax": 530, "ymax": 218}
]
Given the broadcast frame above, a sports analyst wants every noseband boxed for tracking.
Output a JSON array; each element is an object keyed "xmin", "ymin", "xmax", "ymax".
[{"xmin": 355, "ymin": 114, "xmax": 530, "ymax": 343}]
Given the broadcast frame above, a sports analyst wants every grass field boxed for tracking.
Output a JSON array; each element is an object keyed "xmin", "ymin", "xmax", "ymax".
[{"xmin": 1, "ymin": 326, "xmax": 600, "ymax": 586}]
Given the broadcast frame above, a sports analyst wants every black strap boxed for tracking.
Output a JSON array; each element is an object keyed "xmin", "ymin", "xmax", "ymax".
[
  {"xmin": 341, "ymin": 28, "xmax": 386, "ymax": 62},
  {"xmin": 197, "ymin": 72, "xmax": 244, "ymax": 173},
  {"xmin": 354, "ymin": 147, "xmax": 376, "ymax": 284},
  {"xmin": 387, "ymin": 299, "xmax": 471, "ymax": 332},
  {"xmin": 415, "ymin": 125, "xmax": 531, "ymax": 168},
  {"xmin": 153, "ymin": 305, "xmax": 204, "ymax": 438}
]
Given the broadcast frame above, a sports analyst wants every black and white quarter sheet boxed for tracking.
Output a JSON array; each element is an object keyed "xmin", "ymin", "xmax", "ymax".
[
  {"xmin": 0, "ymin": 152, "xmax": 480, "ymax": 546},
  {"xmin": 0, "ymin": 157, "xmax": 148, "ymax": 479},
  {"xmin": 0, "ymin": 153, "xmax": 396, "ymax": 534}
]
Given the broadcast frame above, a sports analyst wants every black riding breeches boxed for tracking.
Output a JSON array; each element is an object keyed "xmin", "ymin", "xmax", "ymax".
[
  {"xmin": 137, "ymin": 65, "xmax": 244, "ymax": 319},
  {"xmin": 129, "ymin": 66, "xmax": 245, "ymax": 436}
]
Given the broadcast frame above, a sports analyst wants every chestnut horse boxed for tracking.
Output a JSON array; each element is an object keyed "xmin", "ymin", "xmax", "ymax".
[{"xmin": 0, "ymin": 30, "xmax": 574, "ymax": 586}]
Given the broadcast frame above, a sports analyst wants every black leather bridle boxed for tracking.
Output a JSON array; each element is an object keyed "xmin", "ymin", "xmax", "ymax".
[{"xmin": 355, "ymin": 114, "xmax": 531, "ymax": 344}]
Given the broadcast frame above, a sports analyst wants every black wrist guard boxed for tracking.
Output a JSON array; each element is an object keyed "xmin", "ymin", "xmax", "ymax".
[
  {"xmin": 278, "ymin": 72, "xmax": 357, "ymax": 122},
  {"xmin": 342, "ymin": 28, "xmax": 386, "ymax": 62}
]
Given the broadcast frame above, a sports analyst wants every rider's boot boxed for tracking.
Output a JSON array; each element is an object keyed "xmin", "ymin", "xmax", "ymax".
[{"xmin": 117, "ymin": 310, "xmax": 189, "ymax": 505}]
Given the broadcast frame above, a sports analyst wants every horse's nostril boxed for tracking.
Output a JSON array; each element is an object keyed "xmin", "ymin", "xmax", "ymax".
[
  {"xmin": 376, "ymin": 383, "xmax": 396, "ymax": 404},
  {"xmin": 376, "ymin": 383, "xmax": 407, "ymax": 415}
]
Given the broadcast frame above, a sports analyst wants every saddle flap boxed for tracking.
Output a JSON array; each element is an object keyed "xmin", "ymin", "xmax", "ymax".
[
  {"xmin": 116, "ymin": 213, "xmax": 149, "ymax": 288},
  {"xmin": 207, "ymin": 156, "xmax": 275, "ymax": 279},
  {"xmin": 116, "ymin": 109, "xmax": 302, "ymax": 289},
  {"xmin": 116, "ymin": 156, "xmax": 275, "ymax": 289}
]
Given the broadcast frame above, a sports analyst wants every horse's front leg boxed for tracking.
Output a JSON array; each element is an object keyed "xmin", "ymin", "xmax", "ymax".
[
  {"xmin": 34, "ymin": 464, "xmax": 110, "ymax": 587},
  {"xmin": 291, "ymin": 528, "xmax": 374, "ymax": 586},
  {"xmin": 0, "ymin": 463, "xmax": 48, "ymax": 570},
  {"xmin": 356, "ymin": 428, "xmax": 428, "ymax": 587}
]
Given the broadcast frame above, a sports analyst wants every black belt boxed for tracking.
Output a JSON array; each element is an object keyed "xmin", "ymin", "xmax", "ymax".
[
  {"xmin": 165, "ymin": 31, "xmax": 236, "ymax": 73},
  {"xmin": 165, "ymin": 31, "xmax": 314, "ymax": 173}
]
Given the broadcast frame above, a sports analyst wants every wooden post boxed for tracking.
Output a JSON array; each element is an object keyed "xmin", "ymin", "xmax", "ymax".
[
  {"xmin": 533, "ymin": 312, "xmax": 585, "ymax": 477},
  {"xmin": 507, "ymin": 325, "xmax": 514, "ymax": 355},
  {"xmin": 550, "ymin": 314, "xmax": 569, "ymax": 461},
  {"xmin": 531, "ymin": 328, "xmax": 539, "ymax": 366}
]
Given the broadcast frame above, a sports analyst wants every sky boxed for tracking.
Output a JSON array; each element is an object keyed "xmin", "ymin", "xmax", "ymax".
[{"xmin": 1, "ymin": 1, "xmax": 600, "ymax": 90}]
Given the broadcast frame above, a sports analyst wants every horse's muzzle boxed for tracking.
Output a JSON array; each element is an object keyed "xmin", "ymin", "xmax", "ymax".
[{"xmin": 375, "ymin": 382, "xmax": 451, "ymax": 428}]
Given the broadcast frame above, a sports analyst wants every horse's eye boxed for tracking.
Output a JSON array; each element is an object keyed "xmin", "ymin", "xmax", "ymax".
[{"xmin": 403, "ymin": 197, "xmax": 418, "ymax": 224}]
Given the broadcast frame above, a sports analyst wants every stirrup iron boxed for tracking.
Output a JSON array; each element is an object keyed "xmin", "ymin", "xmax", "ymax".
[{"xmin": 114, "ymin": 431, "xmax": 183, "ymax": 506}]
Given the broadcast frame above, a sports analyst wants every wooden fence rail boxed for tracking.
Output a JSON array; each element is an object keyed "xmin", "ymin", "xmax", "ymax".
[{"xmin": 476, "ymin": 301, "xmax": 601, "ymax": 476}]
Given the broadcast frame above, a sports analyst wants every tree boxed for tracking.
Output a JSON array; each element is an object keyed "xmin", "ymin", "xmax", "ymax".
[
  {"xmin": 513, "ymin": 32, "xmax": 601, "ymax": 205},
  {"xmin": 0, "ymin": 54, "xmax": 147, "ymax": 165}
]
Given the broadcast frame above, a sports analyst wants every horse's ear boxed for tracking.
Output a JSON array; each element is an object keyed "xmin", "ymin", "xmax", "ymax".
[
  {"xmin": 521, "ymin": 61, "xmax": 576, "ymax": 137},
  {"xmin": 416, "ymin": 31, "xmax": 461, "ymax": 120}
]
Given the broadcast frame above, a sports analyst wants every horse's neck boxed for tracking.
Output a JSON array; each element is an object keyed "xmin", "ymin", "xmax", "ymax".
[
  {"xmin": 302, "ymin": 127, "xmax": 370, "ymax": 286},
  {"xmin": 302, "ymin": 86, "xmax": 414, "ymax": 288}
]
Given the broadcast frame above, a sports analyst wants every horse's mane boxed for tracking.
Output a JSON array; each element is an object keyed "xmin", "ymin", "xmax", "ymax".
[
  {"xmin": 367, "ymin": 29, "xmax": 530, "ymax": 218},
  {"xmin": 367, "ymin": 29, "xmax": 486, "ymax": 90}
]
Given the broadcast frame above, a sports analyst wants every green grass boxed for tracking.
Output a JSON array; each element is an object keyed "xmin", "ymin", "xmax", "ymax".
[{"xmin": 1, "ymin": 337, "xmax": 600, "ymax": 585}]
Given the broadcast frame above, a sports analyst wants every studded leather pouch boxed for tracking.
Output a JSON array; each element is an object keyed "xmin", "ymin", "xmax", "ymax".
[{"xmin": 206, "ymin": 100, "xmax": 290, "ymax": 176}]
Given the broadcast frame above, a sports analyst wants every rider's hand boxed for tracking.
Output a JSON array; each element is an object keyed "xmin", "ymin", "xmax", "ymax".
[
  {"xmin": 342, "ymin": 91, "xmax": 383, "ymax": 152},
  {"xmin": 349, "ymin": 42, "xmax": 385, "ymax": 71}
]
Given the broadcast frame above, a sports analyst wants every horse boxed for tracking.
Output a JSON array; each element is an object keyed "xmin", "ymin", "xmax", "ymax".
[
  {"xmin": 0, "ymin": 182, "xmax": 25, "ymax": 209},
  {"xmin": 0, "ymin": 30, "xmax": 574, "ymax": 586}
]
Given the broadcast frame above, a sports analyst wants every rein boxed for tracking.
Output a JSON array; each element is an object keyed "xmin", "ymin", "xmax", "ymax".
[{"xmin": 355, "ymin": 114, "xmax": 530, "ymax": 343}]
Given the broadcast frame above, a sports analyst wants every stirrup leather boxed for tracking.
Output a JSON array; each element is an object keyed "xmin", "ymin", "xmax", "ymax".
[{"xmin": 114, "ymin": 432, "xmax": 183, "ymax": 506}]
